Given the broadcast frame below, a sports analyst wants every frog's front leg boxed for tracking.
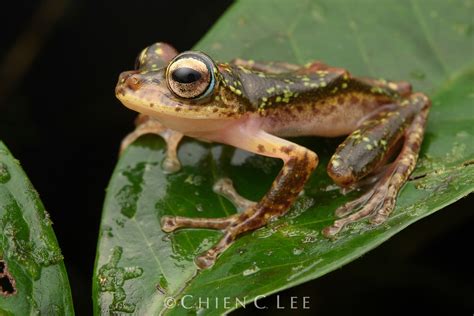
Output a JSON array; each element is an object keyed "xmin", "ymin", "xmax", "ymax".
[
  {"xmin": 323, "ymin": 93, "xmax": 431, "ymax": 236},
  {"xmin": 161, "ymin": 128, "xmax": 318, "ymax": 268},
  {"xmin": 120, "ymin": 114, "xmax": 183, "ymax": 173}
]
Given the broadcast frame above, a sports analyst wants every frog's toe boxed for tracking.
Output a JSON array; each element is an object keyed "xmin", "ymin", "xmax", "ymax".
[
  {"xmin": 321, "ymin": 224, "xmax": 343, "ymax": 238},
  {"xmin": 213, "ymin": 178, "xmax": 256, "ymax": 212},
  {"xmin": 334, "ymin": 190, "xmax": 373, "ymax": 217},
  {"xmin": 160, "ymin": 216, "xmax": 179, "ymax": 232},
  {"xmin": 370, "ymin": 211, "xmax": 391, "ymax": 225},
  {"xmin": 160, "ymin": 214, "xmax": 238, "ymax": 232},
  {"xmin": 370, "ymin": 195, "xmax": 396, "ymax": 225},
  {"xmin": 195, "ymin": 251, "xmax": 217, "ymax": 269},
  {"xmin": 119, "ymin": 133, "xmax": 139, "ymax": 154},
  {"xmin": 194, "ymin": 231, "xmax": 236, "ymax": 269},
  {"xmin": 323, "ymin": 180, "xmax": 393, "ymax": 237},
  {"xmin": 162, "ymin": 156, "xmax": 181, "ymax": 174}
]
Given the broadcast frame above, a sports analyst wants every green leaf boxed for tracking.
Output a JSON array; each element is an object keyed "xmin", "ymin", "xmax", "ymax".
[
  {"xmin": 0, "ymin": 142, "xmax": 74, "ymax": 315},
  {"xmin": 94, "ymin": 0, "xmax": 474, "ymax": 314}
]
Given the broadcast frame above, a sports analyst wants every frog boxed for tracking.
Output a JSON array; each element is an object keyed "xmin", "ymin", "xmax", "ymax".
[{"xmin": 115, "ymin": 42, "xmax": 431, "ymax": 269}]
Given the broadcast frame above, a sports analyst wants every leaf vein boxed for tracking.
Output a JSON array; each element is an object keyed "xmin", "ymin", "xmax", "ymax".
[{"xmin": 409, "ymin": 0, "xmax": 450, "ymax": 77}]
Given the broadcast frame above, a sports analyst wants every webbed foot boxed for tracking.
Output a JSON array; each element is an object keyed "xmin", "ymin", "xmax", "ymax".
[
  {"xmin": 323, "ymin": 93, "xmax": 430, "ymax": 237},
  {"xmin": 322, "ymin": 166, "xmax": 398, "ymax": 237},
  {"xmin": 161, "ymin": 130, "xmax": 317, "ymax": 269},
  {"xmin": 161, "ymin": 178, "xmax": 253, "ymax": 269}
]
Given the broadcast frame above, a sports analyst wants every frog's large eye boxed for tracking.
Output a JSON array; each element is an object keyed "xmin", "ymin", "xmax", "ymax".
[{"xmin": 166, "ymin": 52, "xmax": 215, "ymax": 100}]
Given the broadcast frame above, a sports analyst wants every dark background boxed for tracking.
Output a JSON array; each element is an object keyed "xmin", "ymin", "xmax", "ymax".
[{"xmin": 0, "ymin": 1, "xmax": 472, "ymax": 315}]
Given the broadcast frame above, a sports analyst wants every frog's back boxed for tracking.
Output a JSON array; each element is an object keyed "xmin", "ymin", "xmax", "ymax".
[{"xmin": 219, "ymin": 62, "xmax": 411, "ymax": 137}]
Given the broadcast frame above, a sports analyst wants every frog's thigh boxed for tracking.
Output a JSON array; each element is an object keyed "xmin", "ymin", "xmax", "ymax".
[
  {"xmin": 120, "ymin": 114, "xmax": 183, "ymax": 173},
  {"xmin": 324, "ymin": 93, "xmax": 430, "ymax": 236},
  {"xmin": 162, "ymin": 130, "xmax": 318, "ymax": 268}
]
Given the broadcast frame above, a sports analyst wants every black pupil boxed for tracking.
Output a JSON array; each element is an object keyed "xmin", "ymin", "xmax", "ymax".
[{"xmin": 172, "ymin": 67, "xmax": 202, "ymax": 84}]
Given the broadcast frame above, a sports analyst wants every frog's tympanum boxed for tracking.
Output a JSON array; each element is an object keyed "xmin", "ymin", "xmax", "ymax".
[{"xmin": 116, "ymin": 43, "xmax": 431, "ymax": 269}]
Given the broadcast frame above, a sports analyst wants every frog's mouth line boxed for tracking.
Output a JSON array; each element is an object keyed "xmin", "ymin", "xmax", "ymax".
[{"xmin": 115, "ymin": 83, "xmax": 237, "ymax": 120}]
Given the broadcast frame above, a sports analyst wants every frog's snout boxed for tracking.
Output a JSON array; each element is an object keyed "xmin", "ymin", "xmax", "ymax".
[{"xmin": 117, "ymin": 70, "xmax": 142, "ymax": 92}]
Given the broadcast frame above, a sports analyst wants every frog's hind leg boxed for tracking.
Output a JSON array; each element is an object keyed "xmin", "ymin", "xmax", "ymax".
[
  {"xmin": 120, "ymin": 114, "xmax": 183, "ymax": 173},
  {"xmin": 162, "ymin": 214, "xmax": 239, "ymax": 231},
  {"xmin": 161, "ymin": 178, "xmax": 255, "ymax": 232},
  {"xmin": 323, "ymin": 93, "xmax": 430, "ymax": 237},
  {"xmin": 213, "ymin": 178, "xmax": 256, "ymax": 212},
  {"xmin": 162, "ymin": 130, "xmax": 318, "ymax": 269}
]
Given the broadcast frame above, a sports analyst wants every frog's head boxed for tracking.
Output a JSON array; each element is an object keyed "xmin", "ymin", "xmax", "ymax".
[{"xmin": 116, "ymin": 47, "xmax": 242, "ymax": 121}]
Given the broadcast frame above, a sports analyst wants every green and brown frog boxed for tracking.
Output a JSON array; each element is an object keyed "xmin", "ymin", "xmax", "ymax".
[{"xmin": 115, "ymin": 42, "xmax": 431, "ymax": 269}]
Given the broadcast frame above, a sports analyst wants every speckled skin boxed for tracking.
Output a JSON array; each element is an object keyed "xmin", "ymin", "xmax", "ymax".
[{"xmin": 116, "ymin": 42, "xmax": 431, "ymax": 269}]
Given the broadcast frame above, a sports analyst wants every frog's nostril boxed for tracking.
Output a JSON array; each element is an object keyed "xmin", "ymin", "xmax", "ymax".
[
  {"xmin": 125, "ymin": 74, "xmax": 141, "ymax": 91},
  {"xmin": 117, "ymin": 71, "xmax": 141, "ymax": 91},
  {"xmin": 118, "ymin": 70, "xmax": 136, "ymax": 82}
]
